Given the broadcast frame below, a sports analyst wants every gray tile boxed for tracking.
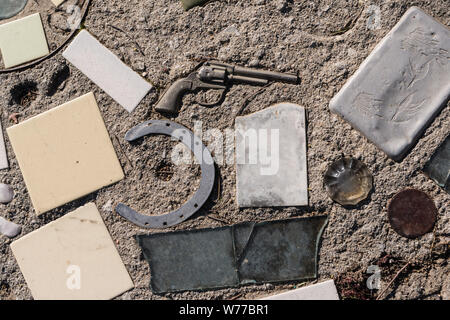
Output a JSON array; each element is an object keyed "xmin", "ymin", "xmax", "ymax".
[
  {"xmin": 235, "ymin": 103, "xmax": 308, "ymax": 207},
  {"xmin": 136, "ymin": 216, "xmax": 328, "ymax": 293},
  {"xmin": 330, "ymin": 7, "xmax": 450, "ymax": 161},
  {"xmin": 423, "ymin": 135, "xmax": 449, "ymax": 193},
  {"xmin": 0, "ymin": 0, "xmax": 27, "ymax": 20}
]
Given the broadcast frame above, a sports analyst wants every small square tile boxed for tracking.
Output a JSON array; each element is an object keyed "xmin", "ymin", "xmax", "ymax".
[
  {"xmin": 260, "ymin": 280, "xmax": 339, "ymax": 300},
  {"xmin": 0, "ymin": 13, "xmax": 49, "ymax": 68},
  {"xmin": 235, "ymin": 103, "xmax": 308, "ymax": 207},
  {"xmin": 330, "ymin": 7, "xmax": 450, "ymax": 160},
  {"xmin": 11, "ymin": 203, "xmax": 133, "ymax": 300},
  {"xmin": 423, "ymin": 135, "xmax": 450, "ymax": 193},
  {"xmin": 7, "ymin": 92, "xmax": 124, "ymax": 215},
  {"xmin": 63, "ymin": 30, "xmax": 152, "ymax": 113}
]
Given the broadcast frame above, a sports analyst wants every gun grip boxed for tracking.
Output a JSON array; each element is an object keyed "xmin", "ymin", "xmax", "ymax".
[{"xmin": 155, "ymin": 79, "xmax": 192, "ymax": 115}]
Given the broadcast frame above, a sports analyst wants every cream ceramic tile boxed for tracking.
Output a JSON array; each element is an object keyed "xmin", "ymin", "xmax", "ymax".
[
  {"xmin": 7, "ymin": 92, "xmax": 124, "ymax": 215},
  {"xmin": 11, "ymin": 203, "xmax": 134, "ymax": 300},
  {"xmin": 0, "ymin": 13, "xmax": 49, "ymax": 68},
  {"xmin": 51, "ymin": 0, "xmax": 66, "ymax": 6},
  {"xmin": 0, "ymin": 120, "xmax": 8, "ymax": 169}
]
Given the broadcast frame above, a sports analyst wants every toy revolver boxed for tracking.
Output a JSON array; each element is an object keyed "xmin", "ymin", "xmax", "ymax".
[{"xmin": 154, "ymin": 61, "xmax": 300, "ymax": 115}]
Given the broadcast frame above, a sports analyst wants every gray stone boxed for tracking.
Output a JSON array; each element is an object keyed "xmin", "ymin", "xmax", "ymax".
[
  {"xmin": 0, "ymin": 183, "xmax": 13, "ymax": 203},
  {"xmin": 330, "ymin": 7, "xmax": 450, "ymax": 161},
  {"xmin": 0, "ymin": 216, "xmax": 21, "ymax": 238},
  {"xmin": 235, "ymin": 103, "xmax": 308, "ymax": 207},
  {"xmin": 0, "ymin": 0, "xmax": 27, "ymax": 20}
]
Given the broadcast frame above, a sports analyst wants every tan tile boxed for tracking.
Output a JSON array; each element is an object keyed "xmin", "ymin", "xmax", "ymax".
[
  {"xmin": 0, "ymin": 13, "xmax": 49, "ymax": 68},
  {"xmin": 11, "ymin": 203, "xmax": 133, "ymax": 300},
  {"xmin": 51, "ymin": 0, "xmax": 66, "ymax": 6},
  {"xmin": 7, "ymin": 92, "xmax": 124, "ymax": 215}
]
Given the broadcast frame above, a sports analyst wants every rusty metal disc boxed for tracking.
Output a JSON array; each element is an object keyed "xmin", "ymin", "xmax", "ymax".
[{"xmin": 388, "ymin": 189, "xmax": 437, "ymax": 238}]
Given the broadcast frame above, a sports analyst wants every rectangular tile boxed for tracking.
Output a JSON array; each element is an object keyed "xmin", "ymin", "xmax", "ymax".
[
  {"xmin": 11, "ymin": 203, "xmax": 133, "ymax": 300},
  {"xmin": 260, "ymin": 280, "xmax": 339, "ymax": 300},
  {"xmin": 51, "ymin": 0, "xmax": 66, "ymax": 6},
  {"xmin": 329, "ymin": 7, "xmax": 450, "ymax": 161},
  {"xmin": 0, "ymin": 120, "xmax": 8, "ymax": 169},
  {"xmin": 7, "ymin": 92, "xmax": 124, "ymax": 215},
  {"xmin": 136, "ymin": 216, "xmax": 327, "ymax": 293},
  {"xmin": 0, "ymin": 13, "xmax": 49, "ymax": 68},
  {"xmin": 235, "ymin": 103, "xmax": 308, "ymax": 207},
  {"xmin": 63, "ymin": 30, "xmax": 152, "ymax": 113}
]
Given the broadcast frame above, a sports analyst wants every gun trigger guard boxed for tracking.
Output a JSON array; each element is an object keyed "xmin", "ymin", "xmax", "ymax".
[{"xmin": 195, "ymin": 88, "xmax": 228, "ymax": 107}]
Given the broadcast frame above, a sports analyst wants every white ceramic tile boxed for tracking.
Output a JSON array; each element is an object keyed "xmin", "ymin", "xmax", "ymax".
[
  {"xmin": 11, "ymin": 203, "xmax": 134, "ymax": 300},
  {"xmin": 7, "ymin": 92, "xmax": 124, "ymax": 215},
  {"xmin": 235, "ymin": 103, "xmax": 308, "ymax": 207},
  {"xmin": 51, "ymin": 0, "xmax": 66, "ymax": 6},
  {"xmin": 261, "ymin": 280, "xmax": 339, "ymax": 300},
  {"xmin": 0, "ymin": 120, "xmax": 8, "ymax": 169},
  {"xmin": 0, "ymin": 13, "xmax": 49, "ymax": 68},
  {"xmin": 63, "ymin": 30, "xmax": 152, "ymax": 112}
]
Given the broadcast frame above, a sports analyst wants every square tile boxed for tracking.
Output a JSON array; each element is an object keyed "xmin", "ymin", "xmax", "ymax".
[
  {"xmin": 63, "ymin": 30, "xmax": 152, "ymax": 113},
  {"xmin": 11, "ymin": 203, "xmax": 133, "ymax": 300},
  {"xmin": 330, "ymin": 7, "xmax": 450, "ymax": 161},
  {"xmin": 0, "ymin": 13, "xmax": 49, "ymax": 68},
  {"xmin": 235, "ymin": 103, "xmax": 308, "ymax": 207},
  {"xmin": 7, "ymin": 92, "xmax": 124, "ymax": 215}
]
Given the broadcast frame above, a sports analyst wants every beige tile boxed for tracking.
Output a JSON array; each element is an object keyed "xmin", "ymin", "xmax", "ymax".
[
  {"xmin": 11, "ymin": 203, "xmax": 133, "ymax": 300},
  {"xmin": 7, "ymin": 92, "xmax": 124, "ymax": 215},
  {"xmin": 51, "ymin": 0, "xmax": 66, "ymax": 6},
  {"xmin": 0, "ymin": 13, "xmax": 49, "ymax": 68}
]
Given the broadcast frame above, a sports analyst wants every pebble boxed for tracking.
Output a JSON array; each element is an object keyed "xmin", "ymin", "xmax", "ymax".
[
  {"xmin": 0, "ymin": 183, "xmax": 14, "ymax": 204},
  {"xmin": 0, "ymin": 216, "xmax": 21, "ymax": 238}
]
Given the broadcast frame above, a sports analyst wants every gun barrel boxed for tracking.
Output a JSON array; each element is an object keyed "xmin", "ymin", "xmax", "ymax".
[{"xmin": 209, "ymin": 61, "xmax": 299, "ymax": 84}]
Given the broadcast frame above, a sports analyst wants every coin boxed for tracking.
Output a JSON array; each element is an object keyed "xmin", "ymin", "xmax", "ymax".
[{"xmin": 388, "ymin": 189, "xmax": 437, "ymax": 238}]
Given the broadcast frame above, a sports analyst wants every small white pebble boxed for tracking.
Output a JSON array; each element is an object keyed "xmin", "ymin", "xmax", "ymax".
[{"xmin": 0, "ymin": 183, "xmax": 14, "ymax": 204}]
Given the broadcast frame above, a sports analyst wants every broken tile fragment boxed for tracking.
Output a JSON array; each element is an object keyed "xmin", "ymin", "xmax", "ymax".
[
  {"xmin": 51, "ymin": 0, "xmax": 66, "ymax": 7},
  {"xmin": 7, "ymin": 92, "xmax": 124, "ymax": 215},
  {"xmin": 0, "ymin": 0, "xmax": 27, "ymax": 20},
  {"xmin": 10, "ymin": 203, "xmax": 133, "ymax": 300},
  {"xmin": 329, "ymin": 7, "xmax": 450, "ymax": 161},
  {"xmin": 0, "ymin": 183, "xmax": 14, "ymax": 203},
  {"xmin": 0, "ymin": 120, "xmax": 8, "ymax": 169},
  {"xmin": 260, "ymin": 280, "xmax": 339, "ymax": 300},
  {"xmin": 63, "ymin": 30, "xmax": 152, "ymax": 113},
  {"xmin": 235, "ymin": 103, "xmax": 308, "ymax": 207},
  {"xmin": 423, "ymin": 135, "xmax": 449, "ymax": 193},
  {"xmin": 136, "ymin": 216, "xmax": 327, "ymax": 293},
  {"xmin": 0, "ymin": 216, "xmax": 21, "ymax": 238},
  {"xmin": 0, "ymin": 13, "xmax": 49, "ymax": 68}
]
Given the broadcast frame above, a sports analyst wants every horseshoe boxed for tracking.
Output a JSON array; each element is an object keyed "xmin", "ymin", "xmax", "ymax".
[{"xmin": 115, "ymin": 120, "xmax": 215, "ymax": 229}]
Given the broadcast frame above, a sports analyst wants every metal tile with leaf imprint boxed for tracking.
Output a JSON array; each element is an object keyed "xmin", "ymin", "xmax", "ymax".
[{"xmin": 330, "ymin": 7, "xmax": 450, "ymax": 161}]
